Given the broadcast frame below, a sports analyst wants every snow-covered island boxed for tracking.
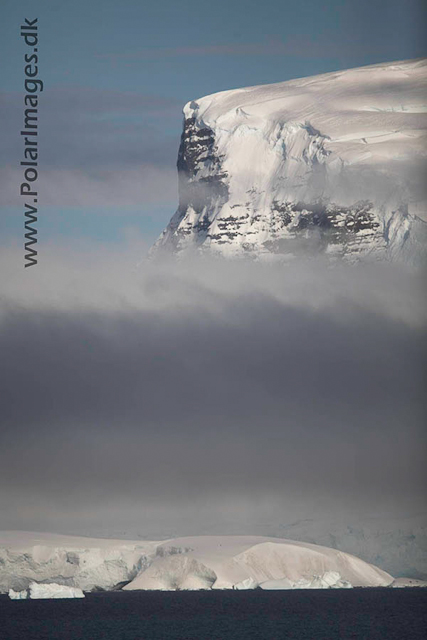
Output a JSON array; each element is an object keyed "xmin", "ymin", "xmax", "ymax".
[
  {"xmin": 3, "ymin": 531, "xmax": 425, "ymax": 597},
  {"xmin": 152, "ymin": 58, "xmax": 427, "ymax": 263}
]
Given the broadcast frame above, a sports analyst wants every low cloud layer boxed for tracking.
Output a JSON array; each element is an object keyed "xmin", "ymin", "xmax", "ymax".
[
  {"xmin": 0, "ymin": 245, "xmax": 425, "ymax": 537},
  {"xmin": 1, "ymin": 166, "xmax": 177, "ymax": 208}
]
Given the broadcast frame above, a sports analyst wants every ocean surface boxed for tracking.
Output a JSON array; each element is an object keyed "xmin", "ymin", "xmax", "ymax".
[{"xmin": 1, "ymin": 588, "xmax": 426, "ymax": 640}]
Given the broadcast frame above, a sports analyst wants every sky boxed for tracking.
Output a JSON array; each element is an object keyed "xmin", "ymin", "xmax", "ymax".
[{"xmin": 0, "ymin": 1, "xmax": 426, "ymax": 544}]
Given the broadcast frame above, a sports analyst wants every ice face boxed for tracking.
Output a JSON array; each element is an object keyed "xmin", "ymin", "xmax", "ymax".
[{"xmin": 8, "ymin": 588, "xmax": 28, "ymax": 600}]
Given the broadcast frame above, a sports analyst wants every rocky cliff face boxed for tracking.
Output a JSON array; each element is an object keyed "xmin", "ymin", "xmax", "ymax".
[{"xmin": 151, "ymin": 59, "xmax": 427, "ymax": 263}]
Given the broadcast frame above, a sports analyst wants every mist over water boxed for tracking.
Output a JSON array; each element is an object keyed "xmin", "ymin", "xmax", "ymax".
[{"xmin": 0, "ymin": 243, "xmax": 426, "ymax": 538}]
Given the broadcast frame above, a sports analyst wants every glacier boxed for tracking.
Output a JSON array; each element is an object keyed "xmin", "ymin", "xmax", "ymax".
[
  {"xmin": 151, "ymin": 58, "xmax": 427, "ymax": 263},
  {"xmin": 0, "ymin": 532, "xmax": 395, "ymax": 593},
  {"xmin": 0, "ymin": 531, "xmax": 157, "ymax": 593}
]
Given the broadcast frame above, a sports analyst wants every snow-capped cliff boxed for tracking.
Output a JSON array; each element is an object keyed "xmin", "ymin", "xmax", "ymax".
[{"xmin": 152, "ymin": 59, "xmax": 427, "ymax": 262}]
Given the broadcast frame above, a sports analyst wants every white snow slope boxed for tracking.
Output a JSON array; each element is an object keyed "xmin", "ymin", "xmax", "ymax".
[
  {"xmin": 0, "ymin": 532, "xmax": 393, "ymax": 593},
  {"xmin": 152, "ymin": 59, "xmax": 427, "ymax": 262}
]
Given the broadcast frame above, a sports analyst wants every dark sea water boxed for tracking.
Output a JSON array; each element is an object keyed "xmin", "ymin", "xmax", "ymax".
[{"xmin": 1, "ymin": 588, "xmax": 426, "ymax": 640}]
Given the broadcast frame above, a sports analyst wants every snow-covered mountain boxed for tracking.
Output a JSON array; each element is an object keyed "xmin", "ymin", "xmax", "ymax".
[
  {"xmin": 277, "ymin": 514, "xmax": 427, "ymax": 581},
  {"xmin": 152, "ymin": 59, "xmax": 427, "ymax": 262},
  {"xmin": 0, "ymin": 532, "xmax": 394, "ymax": 593}
]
